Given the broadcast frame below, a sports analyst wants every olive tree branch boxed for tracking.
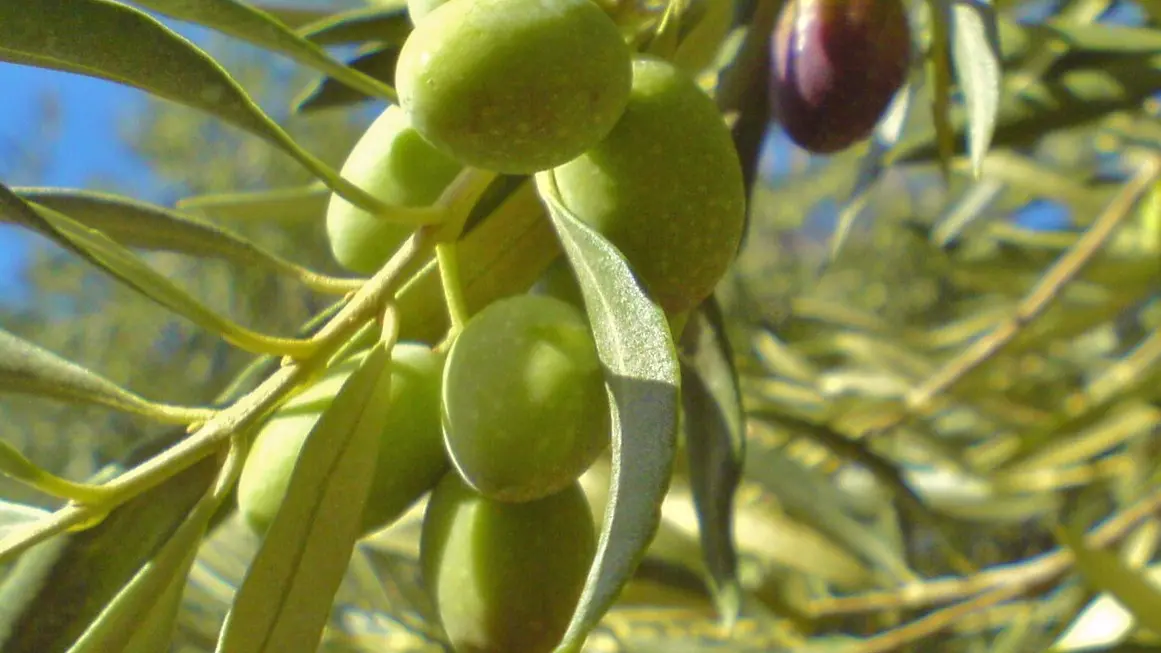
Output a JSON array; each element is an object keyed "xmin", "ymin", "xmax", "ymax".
[
  {"xmin": 0, "ymin": 224, "xmax": 441, "ymax": 564},
  {"xmin": 860, "ymin": 153, "xmax": 1160, "ymax": 441}
]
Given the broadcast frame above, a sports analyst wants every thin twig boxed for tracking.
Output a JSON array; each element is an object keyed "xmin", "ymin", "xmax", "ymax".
[{"xmin": 863, "ymin": 154, "xmax": 1160, "ymax": 439}]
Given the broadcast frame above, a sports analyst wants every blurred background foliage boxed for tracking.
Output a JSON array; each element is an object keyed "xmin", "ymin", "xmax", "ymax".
[{"xmin": 1, "ymin": 0, "xmax": 1160, "ymax": 651}]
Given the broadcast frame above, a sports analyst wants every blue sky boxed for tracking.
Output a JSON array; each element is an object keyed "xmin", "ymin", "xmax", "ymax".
[{"xmin": 0, "ymin": 66, "xmax": 154, "ymax": 302}]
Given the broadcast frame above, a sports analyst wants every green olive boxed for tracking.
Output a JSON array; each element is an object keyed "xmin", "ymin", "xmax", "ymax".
[
  {"xmin": 394, "ymin": 0, "xmax": 633, "ymax": 174},
  {"xmin": 326, "ymin": 105, "xmax": 462, "ymax": 275},
  {"xmin": 441, "ymin": 294, "xmax": 610, "ymax": 503},
  {"xmin": 237, "ymin": 343, "xmax": 449, "ymax": 536},
  {"xmin": 405, "ymin": 0, "xmax": 446, "ymax": 24},
  {"xmin": 551, "ymin": 56, "xmax": 746, "ymax": 315},
  {"xmin": 420, "ymin": 473, "xmax": 595, "ymax": 653}
]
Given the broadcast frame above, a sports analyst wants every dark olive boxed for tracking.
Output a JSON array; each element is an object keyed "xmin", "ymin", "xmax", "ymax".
[{"xmin": 769, "ymin": 0, "xmax": 911, "ymax": 154}]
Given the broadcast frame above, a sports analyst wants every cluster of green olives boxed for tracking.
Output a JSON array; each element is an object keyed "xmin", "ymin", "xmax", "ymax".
[
  {"xmin": 244, "ymin": 0, "xmax": 760, "ymax": 650},
  {"xmin": 328, "ymin": 0, "xmax": 746, "ymax": 318},
  {"xmin": 237, "ymin": 291, "xmax": 607, "ymax": 653}
]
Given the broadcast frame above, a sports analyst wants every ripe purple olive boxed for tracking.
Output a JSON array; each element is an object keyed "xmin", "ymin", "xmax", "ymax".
[{"xmin": 769, "ymin": 0, "xmax": 911, "ymax": 154}]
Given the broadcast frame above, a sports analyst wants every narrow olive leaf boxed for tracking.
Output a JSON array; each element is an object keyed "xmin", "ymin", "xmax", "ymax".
[
  {"xmin": 295, "ymin": 3, "xmax": 411, "ymax": 46},
  {"xmin": 535, "ymin": 172, "xmax": 681, "ymax": 653},
  {"xmin": 1056, "ymin": 522, "xmax": 1161, "ymax": 636},
  {"xmin": 0, "ymin": 0, "xmax": 385, "ymax": 213},
  {"xmin": 293, "ymin": 44, "xmax": 401, "ymax": 114},
  {"xmin": 0, "ymin": 184, "xmax": 310, "ymax": 357},
  {"xmin": 1050, "ymin": 564, "xmax": 1161, "ymax": 652},
  {"xmin": 677, "ymin": 301, "xmax": 745, "ymax": 628},
  {"xmin": 13, "ymin": 187, "xmax": 339, "ymax": 287},
  {"xmin": 949, "ymin": 0, "xmax": 1002, "ymax": 178},
  {"xmin": 130, "ymin": 0, "xmax": 397, "ymax": 102},
  {"xmin": 247, "ymin": 3, "xmax": 334, "ymax": 28},
  {"xmin": 1034, "ymin": 22, "xmax": 1161, "ymax": 55},
  {"xmin": 66, "ymin": 443, "xmax": 243, "ymax": 653},
  {"xmin": 0, "ymin": 502, "xmax": 51, "ymax": 540},
  {"xmin": 177, "ymin": 183, "xmax": 329, "ymax": 223},
  {"xmin": 0, "ymin": 325, "xmax": 207, "ymax": 422},
  {"xmin": 0, "ymin": 450, "xmax": 218, "ymax": 653},
  {"xmin": 672, "ymin": 0, "xmax": 737, "ymax": 75},
  {"xmin": 0, "ymin": 440, "xmax": 110, "ymax": 504},
  {"xmin": 895, "ymin": 53, "xmax": 1161, "ymax": 164},
  {"xmin": 216, "ymin": 343, "xmax": 392, "ymax": 653},
  {"xmin": 924, "ymin": 0, "xmax": 958, "ymax": 179}
]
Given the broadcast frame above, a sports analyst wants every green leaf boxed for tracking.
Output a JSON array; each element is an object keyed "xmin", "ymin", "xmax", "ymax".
[
  {"xmin": 535, "ymin": 172, "xmax": 681, "ymax": 653},
  {"xmin": 672, "ymin": 0, "xmax": 737, "ymax": 75},
  {"xmin": 13, "ymin": 187, "xmax": 347, "ymax": 290},
  {"xmin": 293, "ymin": 44, "xmax": 400, "ymax": 114},
  {"xmin": 677, "ymin": 300, "xmax": 744, "ymax": 628},
  {"xmin": 247, "ymin": 2, "xmax": 335, "ymax": 29},
  {"xmin": 894, "ymin": 53, "xmax": 1161, "ymax": 164},
  {"xmin": 295, "ymin": 3, "xmax": 411, "ymax": 46},
  {"xmin": 177, "ymin": 183, "xmax": 329, "ymax": 223},
  {"xmin": 1035, "ymin": 21, "xmax": 1161, "ymax": 55},
  {"xmin": 0, "ymin": 183, "xmax": 309, "ymax": 357},
  {"xmin": 129, "ymin": 0, "xmax": 397, "ymax": 101},
  {"xmin": 66, "ymin": 444, "xmax": 241, "ymax": 653},
  {"xmin": 0, "ymin": 0, "xmax": 386, "ymax": 213},
  {"xmin": 1057, "ymin": 522, "xmax": 1161, "ymax": 637},
  {"xmin": 0, "ymin": 439, "xmax": 111, "ymax": 504},
  {"xmin": 0, "ymin": 325, "xmax": 206, "ymax": 422},
  {"xmin": 0, "ymin": 449, "xmax": 219, "ymax": 653},
  {"xmin": 216, "ymin": 343, "xmax": 392, "ymax": 653},
  {"xmin": 0, "ymin": 502, "xmax": 51, "ymax": 539},
  {"xmin": 949, "ymin": 0, "xmax": 1002, "ymax": 177}
]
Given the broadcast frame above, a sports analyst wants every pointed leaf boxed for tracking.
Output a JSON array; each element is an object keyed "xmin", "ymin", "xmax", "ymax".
[
  {"xmin": 130, "ymin": 0, "xmax": 396, "ymax": 102},
  {"xmin": 950, "ymin": 0, "xmax": 1002, "ymax": 177},
  {"xmin": 0, "ymin": 451, "xmax": 218, "ymax": 652},
  {"xmin": 177, "ymin": 183, "xmax": 329, "ymax": 223},
  {"xmin": 296, "ymin": 3, "xmax": 411, "ymax": 46},
  {"xmin": 66, "ymin": 443, "xmax": 242, "ymax": 653},
  {"xmin": 248, "ymin": 3, "xmax": 335, "ymax": 29},
  {"xmin": 0, "ymin": 183, "xmax": 307, "ymax": 357},
  {"xmin": 216, "ymin": 343, "xmax": 392, "ymax": 653},
  {"xmin": 14, "ymin": 187, "xmax": 330, "ymax": 284},
  {"xmin": 0, "ymin": 0, "xmax": 386, "ymax": 212},
  {"xmin": 293, "ymin": 44, "xmax": 400, "ymax": 114},
  {"xmin": 0, "ymin": 325, "xmax": 195, "ymax": 420},
  {"xmin": 677, "ymin": 300, "xmax": 744, "ymax": 627},
  {"xmin": 535, "ymin": 172, "xmax": 681, "ymax": 653},
  {"xmin": 1057, "ymin": 523, "xmax": 1161, "ymax": 637}
]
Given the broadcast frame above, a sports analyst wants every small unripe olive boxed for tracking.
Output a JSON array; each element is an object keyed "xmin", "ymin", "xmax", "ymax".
[
  {"xmin": 551, "ymin": 57, "xmax": 746, "ymax": 315},
  {"xmin": 769, "ymin": 0, "xmax": 911, "ymax": 153},
  {"xmin": 420, "ymin": 473, "xmax": 595, "ymax": 653},
  {"xmin": 327, "ymin": 105, "xmax": 462, "ymax": 275},
  {"xmin": 237, "ymin": 344, "xmax": 448, "ymax": 536},
  {"xmin": 394, "ymin": 0, "xmax": 633, "ymax": 174},
  {"xmin": 441, "ymin": 294, "xmax": 610, "ymax": 503}
]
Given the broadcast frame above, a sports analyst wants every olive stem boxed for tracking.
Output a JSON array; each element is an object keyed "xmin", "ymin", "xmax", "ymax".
[
  {"xmin": 430, "ymin": 167, "xmax": 499, "ymax": 337},
  {"xmin": 437, "ymin": 242, "xmax": 471, "ymax": 334}
]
